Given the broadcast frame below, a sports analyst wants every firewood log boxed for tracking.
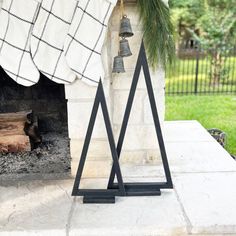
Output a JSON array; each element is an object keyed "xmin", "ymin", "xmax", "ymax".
[{"xmin": 0, "ymin": 110, "xmax": 41, "ymax": 153}]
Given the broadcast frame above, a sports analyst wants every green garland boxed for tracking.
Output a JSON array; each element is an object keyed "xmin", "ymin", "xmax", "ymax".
[{"xmin": 137, "ymin": 0, "xmax": 175, "ymax": 69}]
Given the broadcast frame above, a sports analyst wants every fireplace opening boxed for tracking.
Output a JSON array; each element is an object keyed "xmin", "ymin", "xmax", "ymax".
[{"xmin": 0, "ymin": 66, "xmax": 71, "ymax": 181}]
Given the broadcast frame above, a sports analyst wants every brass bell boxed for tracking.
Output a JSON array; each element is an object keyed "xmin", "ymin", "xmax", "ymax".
[
  {"xmin": 119, "ymin": 38, "xmax": 132, "ymax": 57},
  {"xmin": 112, "ymin": 55, "xmax": 125, "ymax": 73},
  {"xmin": 119, "ymin": 15, "xmax": 134, "ymax": 38}
]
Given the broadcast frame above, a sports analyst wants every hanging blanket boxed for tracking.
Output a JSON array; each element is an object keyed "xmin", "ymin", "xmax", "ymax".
[
  {"xmin": 30, "ymin": 0, "xmax": 77, "ymax": 84},
  {"xmin": 64, "ymin": 0, "xmax": 117, "ymax": 86},
  {"xmin": 0, "ymin": 0, "xmax": 117, "ymax": 87},
  {"xmin": 0, "ymin": 0, "xmax": 41, "ymax": 86}
]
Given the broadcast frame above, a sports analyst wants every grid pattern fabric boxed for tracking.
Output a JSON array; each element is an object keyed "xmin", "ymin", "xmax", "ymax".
[
  {"xmin": 0, "ymin": 0, "xmax": 40, "ymax": 86},
  {"xmin": 0, "ymin": 0, "xmax": 117, "ymax": 87},
  {"xmin": 30, "ymin": 0, "xmax": 77, "ymax": 84},
  {"xmin": 64, "ymin": 0, "xmax": 117, "ymax": 86}
]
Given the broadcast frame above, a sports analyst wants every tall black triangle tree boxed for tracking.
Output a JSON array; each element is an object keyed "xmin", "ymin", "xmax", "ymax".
[{"xmin": 107, "ymin": 41, "xmax": 173, "ymax": 195}]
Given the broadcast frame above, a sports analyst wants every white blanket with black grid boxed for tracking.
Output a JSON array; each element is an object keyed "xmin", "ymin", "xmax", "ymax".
[
  {"xmin": 64, "ymin": 0, "xmax": 117, "ymax": 86},
  {"xmin": 0, "ymin": 0, "xmax": 117, "ymax": 87},
  {"xmin": 0, "ymin": 0, "xmax": 41, "ymax": 86},
  {"xmin": 30, "ymin": 0, "xmax": 77, "ymax": 85}
]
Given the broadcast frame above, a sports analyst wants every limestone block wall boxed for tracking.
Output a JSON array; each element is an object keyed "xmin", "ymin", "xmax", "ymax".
[{"xmin": 110, "ymin": 5, "xmax": 165, "ymax": 160}]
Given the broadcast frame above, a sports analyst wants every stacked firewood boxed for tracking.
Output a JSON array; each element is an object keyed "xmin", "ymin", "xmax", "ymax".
[{"xmin": 0, "ymin": 111, "xmax": 41, "ymax": 153}]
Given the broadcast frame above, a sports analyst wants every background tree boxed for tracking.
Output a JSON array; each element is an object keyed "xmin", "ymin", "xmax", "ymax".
[
  {"xmin": 170, "ymin": 0, "xmax": 236, "ymax": 85},
  {"xmin": 169, "ymin": 0, "xmax": 205, "ymax": 44}
]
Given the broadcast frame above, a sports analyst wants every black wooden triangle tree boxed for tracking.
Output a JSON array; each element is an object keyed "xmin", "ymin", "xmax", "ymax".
[
  {"xmin": 107, "ymin": 41, "xmax": 173, "ymax": 194},
  {"xmin": 72, "ymin": 81, "xmax": 125, "ymax": 204}
]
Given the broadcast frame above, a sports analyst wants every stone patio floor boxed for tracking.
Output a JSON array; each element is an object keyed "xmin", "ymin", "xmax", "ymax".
[{"xmin": 0, "ymin": 120, "xmax": 236, "ymax": 236}]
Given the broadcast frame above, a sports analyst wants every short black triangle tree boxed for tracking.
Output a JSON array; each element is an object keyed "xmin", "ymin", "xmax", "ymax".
[
  {"xmin": 72, "ymin": 80, "xmax": 125, "ymax": 204},
  {"xmin": 107, "ymin": 41, "xmax": 173, "ymax": 195}
]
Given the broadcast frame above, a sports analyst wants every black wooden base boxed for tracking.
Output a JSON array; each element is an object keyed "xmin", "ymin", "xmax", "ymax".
[
  {"xmin": 110, "ymin": 183, "xmax": 161, "ymax": 196},
  {"xmin": 83, "ymin": 196, "xmax": 115, "ymax": 204}
]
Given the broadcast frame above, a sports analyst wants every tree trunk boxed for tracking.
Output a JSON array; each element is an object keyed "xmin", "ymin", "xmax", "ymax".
[{"xmin": 210, "ymin": 49, "xmax": 226, "ymax": 86}]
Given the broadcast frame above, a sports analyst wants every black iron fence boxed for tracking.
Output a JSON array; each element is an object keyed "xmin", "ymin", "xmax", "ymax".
[{"xmin": 166, "ymin": 41, "xmax": 236, "ymax": 95}]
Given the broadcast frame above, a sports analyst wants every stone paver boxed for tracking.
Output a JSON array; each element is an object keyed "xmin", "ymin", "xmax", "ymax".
[
  {"xmin": 174, "ymin": 172, "xmax": 236, "ymax": 235},
  {"xmin": 69, "ymin": 191, "xmax": 187, "ymax": 236},
  {"xmin": 0, "ymin": 180, "xmax": 73, "ymax": 236},
  {"xmin": 164, "ymin": 121, "xmax": 215, "ymax": 143},
  {"xmin": 166, "ymin": 141, "xmax": 236, "ymax": 173}
]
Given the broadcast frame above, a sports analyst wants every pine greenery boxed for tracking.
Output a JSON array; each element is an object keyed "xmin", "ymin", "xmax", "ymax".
[{"xmin": 137, "ymin": 0, "xmax": 175, "ymax": 69}]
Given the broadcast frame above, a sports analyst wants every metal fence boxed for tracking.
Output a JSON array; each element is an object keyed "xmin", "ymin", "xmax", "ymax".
[{"xmin": 166, "ymin": 41, "xmax": 236, "ymax": 95}]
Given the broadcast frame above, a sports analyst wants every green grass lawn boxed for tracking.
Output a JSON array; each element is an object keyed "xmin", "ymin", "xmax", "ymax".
[{"xmin": 165, "ymin": 95, "xmax": 236, "ymax": 155}]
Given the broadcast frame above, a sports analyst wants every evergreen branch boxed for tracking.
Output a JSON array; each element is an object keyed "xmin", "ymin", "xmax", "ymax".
[{"xmin": 137, "ymin": 0, "xmax": 176, "ymax": 69}]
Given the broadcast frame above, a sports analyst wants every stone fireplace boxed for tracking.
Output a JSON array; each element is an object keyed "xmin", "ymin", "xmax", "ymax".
[{"xmin": 0, "ymin": 1, "xmax": 165, "ymax": 180}]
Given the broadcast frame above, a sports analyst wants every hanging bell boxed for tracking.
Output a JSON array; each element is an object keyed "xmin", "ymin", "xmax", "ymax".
[
  {"xmin": 119, "ymin": 15, "xmax": 134, "ymax": 38},
  {"xmin": 112, "ymin": 55, "xmax": 125, "ymax": 73},
  {"xmin": 119, "ymin": 38, "xmax": 132, "ymax": 57}
]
